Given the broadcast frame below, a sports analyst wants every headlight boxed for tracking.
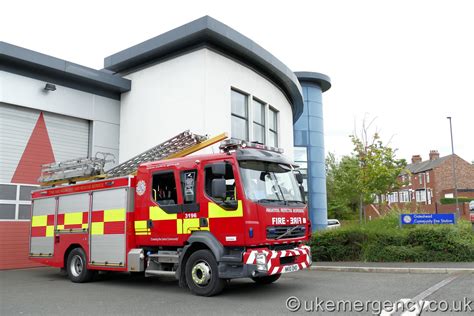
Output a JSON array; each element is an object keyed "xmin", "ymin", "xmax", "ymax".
[{"xmin": 256, "ymin": 253, "xmax": 267, "ymax": 265}]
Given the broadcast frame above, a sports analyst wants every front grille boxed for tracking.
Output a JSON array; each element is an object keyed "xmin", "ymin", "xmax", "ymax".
[
  {"xmin": 266, "ymin": 225, "xmax": 306, "ymax": 239},
  {"xmin": 270, "ymin": 244, "xmax": 297, "ymax": 251}
]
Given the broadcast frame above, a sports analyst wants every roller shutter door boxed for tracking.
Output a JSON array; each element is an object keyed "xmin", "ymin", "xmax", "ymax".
[{"xmin": 0, "ymin": 103, "xmax": 90, "ymax": 184}]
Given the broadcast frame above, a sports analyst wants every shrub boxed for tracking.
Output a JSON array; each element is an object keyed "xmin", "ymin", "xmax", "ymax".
[
  {"xmin": 311, "ymin": 212, "xmax": 474, "ymax": 262},
  {"xmin": 311, "ymin": 228, "xmax": 366, "ymax": 261}
]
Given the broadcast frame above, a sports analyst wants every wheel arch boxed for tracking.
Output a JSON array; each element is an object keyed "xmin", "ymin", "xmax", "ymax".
[
  {"xmin": 176, "ymin": 231, "xmax": 224, "ymax": 287},
  {"xmin": 63, "ymin": 244, "xmax": 84, "ymax": 268}
]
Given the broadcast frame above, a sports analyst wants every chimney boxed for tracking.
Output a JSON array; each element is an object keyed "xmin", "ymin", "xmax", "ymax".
[
  {"xmin": 429, "ymin": 150, "xmax": 439, "ymax": 161},
  {"xmin": 411, "ymin": 155, "xmax": 422, "ymax": 164}
]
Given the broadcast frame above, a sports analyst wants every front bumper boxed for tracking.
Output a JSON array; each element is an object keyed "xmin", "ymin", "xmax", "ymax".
[{"xmin": 243, "ymin": 245, "xmax": 312, "ymax": 276}]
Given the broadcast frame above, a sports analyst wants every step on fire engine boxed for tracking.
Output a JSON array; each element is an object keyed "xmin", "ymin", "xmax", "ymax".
[{"xmin": 30, "ymin": 130, "xmax": 312, "ymax": 296}]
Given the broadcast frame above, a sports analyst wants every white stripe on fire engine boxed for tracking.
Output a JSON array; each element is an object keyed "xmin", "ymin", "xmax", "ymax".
[
  {"xmin": 301, "ymin": 261, "xmax": 307, "ymax": 269},
  {"xmin": 271, "ymin": 251, "xmax": 278, "ymax": 259},
  {"xmin": 246, "ymin": 251, "xmax": 257, "ymax": 264},
  {"xmin": 281, "ymin": 250, "xmax": 286, "ymax": 257},
  {"xmin": 270, "ymin": 267, "xmax": 279, "ymax": 275}
]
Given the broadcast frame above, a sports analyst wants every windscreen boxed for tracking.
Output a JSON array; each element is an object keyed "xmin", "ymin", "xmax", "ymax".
[{"xmin": 239, "ymin": 160, "xmax": 303, "ymax": 203}]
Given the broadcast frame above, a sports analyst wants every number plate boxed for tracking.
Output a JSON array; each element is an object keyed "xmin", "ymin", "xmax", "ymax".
[{"xmin": 282, "ymin": 264, "xmax": 300, "ymax": 273}]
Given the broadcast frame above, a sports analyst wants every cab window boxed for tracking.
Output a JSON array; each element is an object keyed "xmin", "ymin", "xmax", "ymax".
[
  {"xmin": 181, "ymin": 170, "xmax": 197, "ymax": 204},
  {"xmin": 204, "ymin": 162, "xmax": 237, "ymax": 205},
  {"xmin": 152, "ymin": 172, "xmax": 178, "ymax": 206}
]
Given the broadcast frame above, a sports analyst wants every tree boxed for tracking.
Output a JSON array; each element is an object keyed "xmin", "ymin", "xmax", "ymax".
[
  {"xmin": 350, "ymin": 132, "xmax": 407, "ymax": 206},
  {"xmin": 326, "ymin": 153, "xmax": 360, "ymax": 219},
  {"xmin": 325, "ymin": 121, "xmax": 407, "ymax": 222}
]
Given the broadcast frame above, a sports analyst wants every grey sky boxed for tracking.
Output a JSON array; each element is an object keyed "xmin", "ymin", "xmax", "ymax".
[{"xmin": 2, "ymin": 0, "xmax": 473, "ymax": 163}]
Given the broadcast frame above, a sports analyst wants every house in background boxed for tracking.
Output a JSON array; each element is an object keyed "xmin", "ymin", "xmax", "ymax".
[{"xmin": 367, "ymin": 150, "xmax": 474, "ymax": 219}]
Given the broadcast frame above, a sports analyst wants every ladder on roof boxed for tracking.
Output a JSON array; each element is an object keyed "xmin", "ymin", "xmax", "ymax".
[
  {"xmin": 38, "ymin": 152, "xmax": 115, "ymax": 186},
  {"xmin": 38, "ymin": 130, "xmax": 228, "ymax": 186}
]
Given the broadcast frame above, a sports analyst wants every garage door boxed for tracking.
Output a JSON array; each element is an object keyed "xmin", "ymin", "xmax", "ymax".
[{"xmin": 0, "ymin": 103, "xmax": 90, "ymax": 218}]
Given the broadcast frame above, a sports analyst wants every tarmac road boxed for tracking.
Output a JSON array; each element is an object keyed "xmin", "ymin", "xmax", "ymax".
[{"xmin": 0, "ymin": 267, "xmax": 472, "ymax": 315}]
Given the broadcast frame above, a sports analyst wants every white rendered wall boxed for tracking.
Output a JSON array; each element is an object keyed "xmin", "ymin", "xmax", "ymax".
[
  {"xmin": 120, "ymin": 48, "xmax": 294, "ymax": 162},
  {"xmin": 0, "ymin": 71, "xmax": 121, "ymax": 169}
]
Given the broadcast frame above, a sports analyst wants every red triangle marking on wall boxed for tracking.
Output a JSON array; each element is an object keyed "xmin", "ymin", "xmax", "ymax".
[{"xmin": 11, "ymin": 112, "xmax": 56, "ymax": 184}]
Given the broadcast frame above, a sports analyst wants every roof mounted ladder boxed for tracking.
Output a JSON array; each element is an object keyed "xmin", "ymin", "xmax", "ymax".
[{"xmin": 39, "ymin": 130, "xmax": 228, "ymax": 186}]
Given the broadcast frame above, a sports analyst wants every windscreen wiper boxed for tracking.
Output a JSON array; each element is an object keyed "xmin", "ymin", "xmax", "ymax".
[
  {"xmin": 286, "ymin": 200, "xmax": 305, "ymax": 205},
  {"xmin": 257, "ymin": 198, "xmax": 285, "ymax": 204}
]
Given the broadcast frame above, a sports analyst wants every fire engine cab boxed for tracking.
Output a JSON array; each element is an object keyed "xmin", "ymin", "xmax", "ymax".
[{"xmin": 29, "ymin": 131, "xmax": 312, "ymax": 296}]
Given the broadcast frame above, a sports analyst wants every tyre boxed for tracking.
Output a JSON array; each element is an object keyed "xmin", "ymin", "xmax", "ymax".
[
  {"xmin": 185, "ymin": 249, "xmax": 225, "ymax": 296},
  {"xmin": 66, "ymin": 248, "xmax": 94, "ymax": 283},
  {"xmin": 251, "ymin": 273, "xmax": 281, "ymax": 284}
]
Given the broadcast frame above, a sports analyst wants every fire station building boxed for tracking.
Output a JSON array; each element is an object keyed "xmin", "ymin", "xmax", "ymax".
[{"xmin": 0, "ymin": 16, "xmax": 330, "ymax": 269}]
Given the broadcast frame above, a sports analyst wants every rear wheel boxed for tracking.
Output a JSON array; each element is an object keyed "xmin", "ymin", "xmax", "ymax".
[
  {"xmin": 66, "ymin": 248, "xmax": 94, "ymax": 283},
  {"xmin": 251, "ymin": 273, "xmax": 281, "ymax": 284},
  {"xmin": 185, "ymin": 249, "xmax": 225, "ymax": 296}
]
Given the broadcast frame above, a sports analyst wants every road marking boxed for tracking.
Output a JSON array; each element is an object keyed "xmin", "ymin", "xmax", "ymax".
[
  {"xmin": 410, "ymin": 274, "xmax": 461, "ymax": 303},
  {"xmin": 380, "ymin": 273, "xmax": 463, "ymax": 316}
]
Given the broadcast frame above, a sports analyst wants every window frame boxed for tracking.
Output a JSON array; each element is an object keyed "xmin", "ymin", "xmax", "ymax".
[
  {"xmin": 0, "ymin": 183, "xmax": 38, "ymax": 221},
  {"xmin": 230, "ymin": 88, "xmax": 279, "ymax": 147},
  {"xmin": 252, "ymin": 97, "xmax": 266, "ymax": 144},
  {"xmin": 203, "ymin": 160, "xmax": 238, "ymax": 210},
  {"xmin": 268, "ymin": 106, "xmax": 279, "ymax": 147},
  {"xmin": 231, "ymin": 89, "xmax": 249, "ymax": 141}
]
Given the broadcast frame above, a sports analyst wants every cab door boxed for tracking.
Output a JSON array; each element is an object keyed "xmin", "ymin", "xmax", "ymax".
[{"xmin": 200, "ymin": 160, "xmax": 245, "ymax": 245}]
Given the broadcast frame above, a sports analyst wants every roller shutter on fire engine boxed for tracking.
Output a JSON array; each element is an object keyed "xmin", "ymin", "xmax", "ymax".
[
  {"xmin": 57, "ymin": 193, "xmax": 90, "ymax": 233},
  {"xmin": 90, "ymin": 188, "xmax": 128, "ymax": 266},
  {"xmin": 30, "ymin": 197, "xmax": 56, "ymax": 256}
]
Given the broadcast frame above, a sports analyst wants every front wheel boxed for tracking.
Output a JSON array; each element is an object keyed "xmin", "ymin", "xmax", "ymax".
[
  {"xmin": 251, "ymin": 273, "xmax": 281, "ymax": 284},
  {"xmin": 185, "ymin": 249, "xmax": 225, "ymax": 296},
  {"xmin": 66, "ymin": 248, "xmax": 94, "ymax": 283}
]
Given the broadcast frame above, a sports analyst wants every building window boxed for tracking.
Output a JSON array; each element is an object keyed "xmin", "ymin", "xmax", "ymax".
[
  {"xmin": 268, "ymin": 107, "xmax": 278, "ymax": 147},
  {"xmin": 388, "ymin": 192, "xmax": 399, "ymax": 203},
  {"xmin": 415, "ymin": 189, "xmax": 426, "ymax": 202},
  {"xmin": 0, "ymin": 183, "xmax": 38, "ymax": 220},
  {"xmin": 252, "ymin": 98, "xmax": 265, "ymax": 144},
  {"xmin": 426, "ymin": 172, "xmax": 430, "ymax": 183},
  {"xmin": 231, "ymin": 89, "xmax": 248, "ymax": 141},
  {"xmin": 399, "ymin": 190, "xmax": 410, "ymax": 202},
  {"xmin": 230, "ymin": 88, "xmax": 279, "ymax": 147},
  {"xmin": 418, "ymin": 175, "xmax": 423, "ymax": 185},
  {"xmin": 294, "ymin": 147, "xmax": 308, "ymax": 199}
]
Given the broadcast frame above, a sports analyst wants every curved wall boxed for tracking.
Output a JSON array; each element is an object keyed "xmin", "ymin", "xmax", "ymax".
[{"xmin": 119, "ymin": 48, "xmax": 295, "ymax": 161}]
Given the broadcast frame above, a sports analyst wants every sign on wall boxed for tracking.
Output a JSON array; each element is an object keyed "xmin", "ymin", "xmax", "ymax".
[{"xmin": 400, "ymin": 213, "xmax": 456, "ymax": 225}]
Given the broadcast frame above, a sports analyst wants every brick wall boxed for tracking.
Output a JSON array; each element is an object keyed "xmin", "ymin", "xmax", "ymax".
[
  {"xmin": 0, "ymin": 221, "xmax": 43, "ymax": 270},
  {"xmin": 434, "ymin": 156, "xmax": 474, "ymax": 200}
]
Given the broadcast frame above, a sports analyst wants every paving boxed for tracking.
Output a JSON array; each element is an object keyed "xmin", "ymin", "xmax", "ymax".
[{"xmin": 1, "ymin": 267, "xmax": 472, "ymax": 315}]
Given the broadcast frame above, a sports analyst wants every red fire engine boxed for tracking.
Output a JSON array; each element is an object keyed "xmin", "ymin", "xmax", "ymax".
[{"xmin": 29, "ymin": 131, "xmax": 312, "ymax": 296}]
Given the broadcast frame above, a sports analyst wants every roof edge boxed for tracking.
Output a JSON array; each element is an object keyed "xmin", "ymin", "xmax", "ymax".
[
  {"xmin": 0, "ymin": 41, "xmax": 131, "ymax": 99},
  {"xmin": 103, "ymin": 16, "xmax": 304, "ymax": 122},
  {"xmin": 294, "ymin": 71, "xmax": 331, "ymax": 92}
]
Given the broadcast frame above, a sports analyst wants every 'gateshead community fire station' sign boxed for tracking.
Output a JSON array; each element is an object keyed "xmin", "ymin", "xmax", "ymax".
[{"xmin": 400, "ymin": 213, "xmax": 456, "ymax": 225}]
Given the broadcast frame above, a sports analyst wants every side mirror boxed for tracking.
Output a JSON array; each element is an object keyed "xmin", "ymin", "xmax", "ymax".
[
  {"xmin": 211, "ymin": 178, "xmax": 226, "ymax": 200},
  {"xmin": 211, "ymin": 163, "xmax": 226, "ymax": 177},
  {"xmin": 295, "ymin": 171, "xmax": 304, "ymax": 184},
  {"xmin": 299, "ymin": 186, "xmax": 306, "ymax": 204}
]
